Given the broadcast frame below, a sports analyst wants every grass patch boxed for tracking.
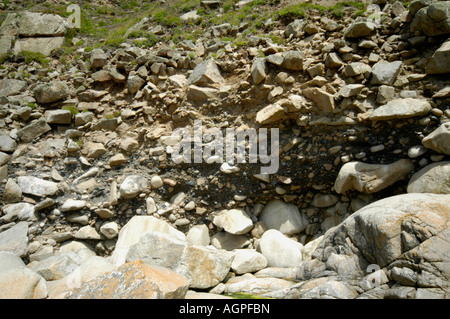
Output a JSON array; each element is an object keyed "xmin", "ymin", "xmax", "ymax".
[
  {"xmin": 153, "ymin": 10, "xmax": 183, "ymax": 27},
  {"xmin": 328, "ymin": 1, "xmax": 365, "ymax": 18},
  {"xmin": 63, "ymin": 105, "xmax": 79, "ymax": 115},
  {"xmin": 227, "ymin": 293, "xmax": 273, "ymax": 299},
  {"xmin": 104, "ymin": 111, "xmax": 121, "ymax": 119},
  {"xmin": 133, "ymin": 34, "xmax": 159, "ymax": 48},
  {"xmin": 17, "ymin": 51, "xmax": 50, "ymax": 67},
  {"xmin": 274, "ymin": 1, "xmax": 365, "ymax": 23}
]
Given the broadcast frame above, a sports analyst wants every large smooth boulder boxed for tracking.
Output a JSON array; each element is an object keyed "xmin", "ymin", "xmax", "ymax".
[
  {"xmin": 0, "ymin": 251, "xmax": 26, "ymax": 273},
  {"xmin": 314, "ymin": 193, "xmax": 450, "ymax": 274},
  {"xmin": 259, "ymin": 199, "xmax": 308, "ymax": 235},
  {"xmin": 257, "ymin": 229, "xmax": 303, "ymax": 268},
  {"xmin": 231, "ymin": 249, "xmax": 268, "ymax": 274},
  {"xmin": 224, "ymin": 275, "xmax": 295, "ymax": 295},
  {"xmin": 110, "ymin": 216, "xmax": 186, "ymax": 266},
  {"xmin": 126, "ymin": 231, "xmax": 233, "ymax": 289},
  {"xmin": 407, "ymin": 161, "xmax": 450, "ymax": 194}
]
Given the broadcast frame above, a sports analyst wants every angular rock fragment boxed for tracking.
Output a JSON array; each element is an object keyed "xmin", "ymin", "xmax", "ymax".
[
  {"xmin": 422, "ymin": 122, "xmax": 450, "ymax": 155},
  {"xmin": 369, "ymin": 98, "xmax": 431, "ymax": 121}
]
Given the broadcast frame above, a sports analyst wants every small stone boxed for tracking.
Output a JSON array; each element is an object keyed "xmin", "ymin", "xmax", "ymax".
[
  {"xmin": 74, "ymin": 226, "xmax": 103, "ymax": 240},
  {"xmin": 17, "ymin": 176, "xmax": 58, "ymax": 197},
  {"xmin": 370, "ymin": 98, "xmax": 431, "ymax": 121},
  {"xmin": 370, "ymin": 144, "xmax": 385, "ymax": 153},
  {"xmin": 44, "ymin": 110, "xmax": 72, "ymax": 124},
  {"xmin": 0, "ymin": 135, "xmax": 17, "ymax": 153},
  {"xmin": 344, "ymin": 20, "xmax": 376, "ymax": 38},
  {"xmin": 255, "ymin": 104, "xmax": 286, "ymax": 125},
  {"xmin": 312, "ymin": 194, "xmax": 339, "ymax": 208},
  {"xmin": 86, "ymin": 142, "xmax": 107, "ymax": 159},
  {"xmin": 95, "ymin": 208, "xmax": 115, "ymax": 219},
  {"xmin": 251, "ymin": 57, "xmax": 268, "ymax": 85},
  {"xmin": 16, "ymin": 119, "xmax": 51, "ymax": 143},
  {"xmin": 100, "ymin": 222, "xmax": 119, "ymax": 239},
  {"xmin": 220, "ymin": 162, "xmax": 240, "ymax": 174},
  {"xmin": 407, "ymin": 145, "xmax": 427, "ymax": 158},
  {"xmin": 3, "ymin": 179, "xmax": 22, "ymax": 203},
  {"xmin": 90, "ymin": 49, "xmax": 108, "ymax": 69},
  {"xmin": 0, "ymin": 222, "xmax": 29, "ymax": 257},
  {"xmin": 184, "ymin": 201, "xmax": 196, "ymax": 211},
  {"xmin": 150, "ymin": 175, "xmax": 164, "ymax": 189},
  {"xmin": 120, "ymin": 175, "xmax": 149, "ymax": 199},
  {"xmin": 422, "ymin": 122, "xmax": 450, "ymax": 155},
  {"xmin": 146, "ymin": 197, "xmax": 157, "ymax": 214},
  {"xmin": 60, "ymin": 199, "xmax": 87, "ymax": 212},
  {"xmin": 371, "ymin": 60, "xmax": 402, "ymax": 85},
  {"xmin": 213, "ymin": 209, "xmax": 253, "ymax": 235},
  {"xmin": 109, "ymin": 154, "xmax": 128, "ymax": 167}
]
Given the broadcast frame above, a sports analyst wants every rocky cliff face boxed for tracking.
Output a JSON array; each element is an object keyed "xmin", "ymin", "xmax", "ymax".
[{"xmin": 0, "ymin": 0, "xmax": 449, "ymax": 299}]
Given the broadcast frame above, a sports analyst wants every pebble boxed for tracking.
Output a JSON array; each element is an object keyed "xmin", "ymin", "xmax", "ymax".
[
  {"xmin": 370, "ymin": 144, "xmax": 385, "ymax": 153},
  {"xmin": 100, "ymin": 222, "xmax": 119, "ymax": 239},
  {"xmin": 60, "ymin": 199, "xmax": 87, "ymax": 212},
  {"xmin": 150, "ymin": 175, "xmax": 164, "ymax": 188},
  {"xmin": 184, "ymin": 201, "xmax": 196, "ymax": 211},
  {"xmin": 220, "ymin": 162, "xmax": 240, "ymax": 174},
  {"xmin": 407, "ymin": 145, "xmax": 427, "ymax": 158}
]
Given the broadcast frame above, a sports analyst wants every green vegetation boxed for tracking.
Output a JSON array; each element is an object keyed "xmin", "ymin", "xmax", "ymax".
[
  {"xmin": 227, "ymin": 292, "xmax": 273, "ymax": 299},
  {"xmin": 62, "ymin": 105, "xmax": 79, "ymax": 115},
  {"xmin": 104, "ymin": 111, "xmax": 121, "ymax": 119},
  {"xmin": 153, "ymin": 10, "xmax": 183, "ymax": 27},
  {"xmin": 274, "ymin": 1, "xmax": 365, "ymax": 22},
  {"xmin": 133, "ymin": 34, "xmax": 159, "ymax": 48},
  {"xmin": 2, "ymin": 0, "xmax": 389, "ymax": 52},
  {"xmin": 16, "ymin": 51, "xmax": 50, "ymax": 67}
]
